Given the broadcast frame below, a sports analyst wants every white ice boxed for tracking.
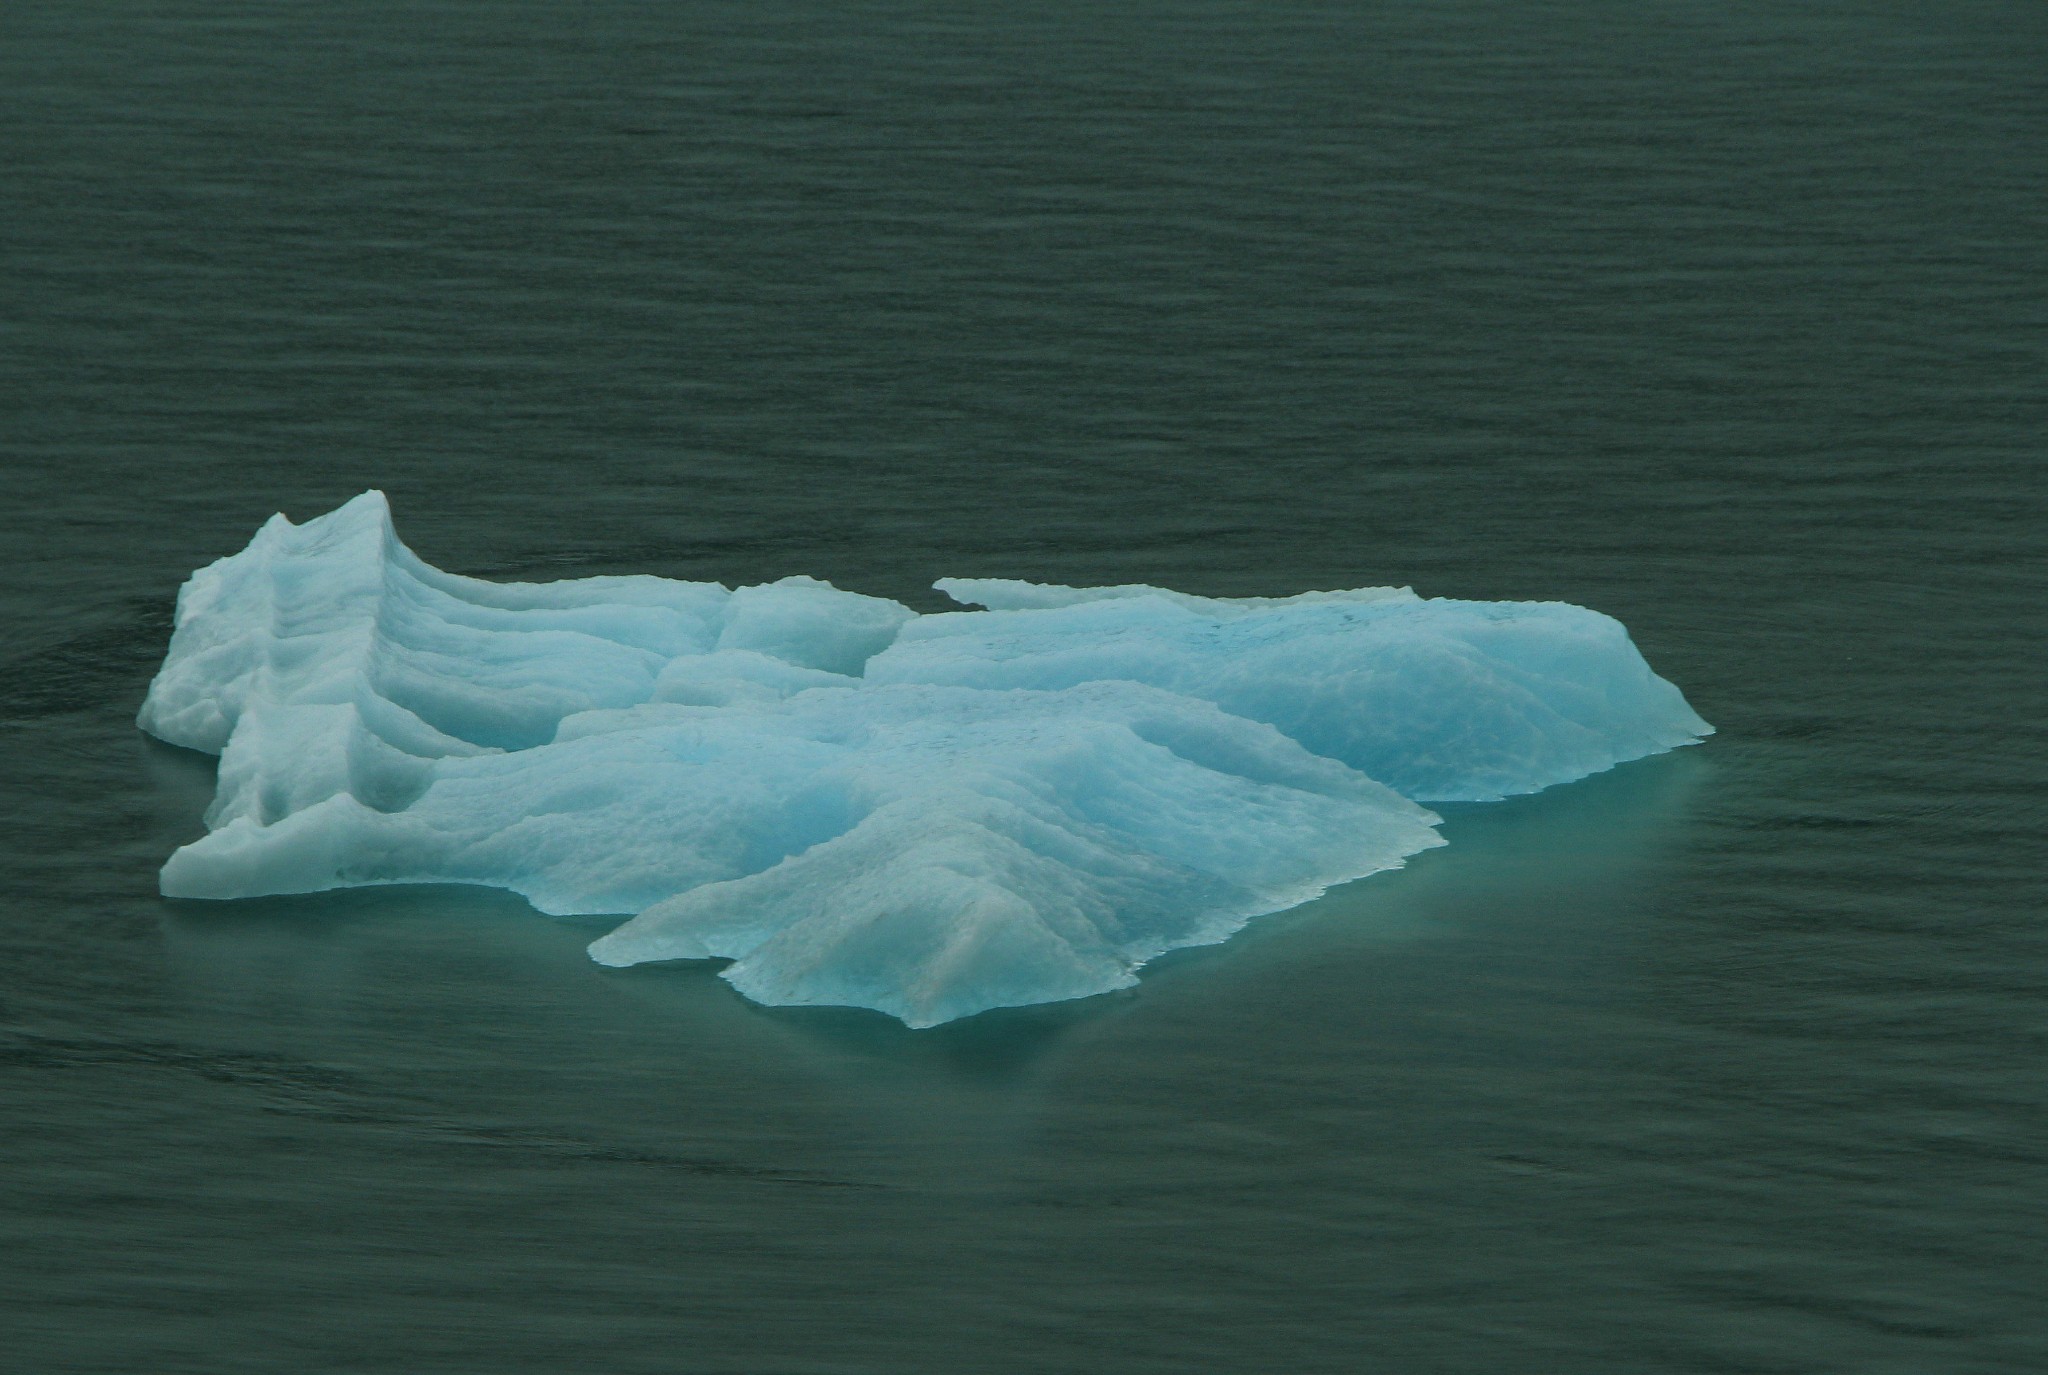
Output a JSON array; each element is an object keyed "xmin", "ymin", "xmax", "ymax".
[{"xmin": 140, "ymin": 493, "xmax": 1710, "ymax": 1026}]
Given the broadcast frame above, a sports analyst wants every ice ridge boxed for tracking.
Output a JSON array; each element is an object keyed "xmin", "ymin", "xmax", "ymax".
[{"xmin": 140, "ymin": 493, "xmax": 1711, "ymax": 1026}]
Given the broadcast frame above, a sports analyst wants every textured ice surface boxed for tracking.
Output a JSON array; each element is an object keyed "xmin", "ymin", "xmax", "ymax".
[
  {"xmin": 139, "ymin": 492, "xmax": 909, "ymax": 759},
  {"xmin": 881, "ymin": 580, "xmax": 1714, "ymax": 802},
  {"xmin": 141, "ymin": 493, "xmax": 1711, "ymax": 1025}
]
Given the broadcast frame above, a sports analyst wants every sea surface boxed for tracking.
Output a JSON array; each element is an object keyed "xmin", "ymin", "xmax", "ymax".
[{"xmin": 2, "ymin": 3, "xmax": 2042, "ymax": 1371}]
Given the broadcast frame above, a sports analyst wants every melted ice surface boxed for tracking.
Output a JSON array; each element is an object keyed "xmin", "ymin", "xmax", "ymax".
[{"xmin": 140, "ymin": 493, "xmax": 1710, "ymax": 1025}]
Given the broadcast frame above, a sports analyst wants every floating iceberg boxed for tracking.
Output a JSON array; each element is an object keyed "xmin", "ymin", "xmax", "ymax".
[{"xmin": 141, "ymin": 493, "xmax": 1711, "ymax": 1026}]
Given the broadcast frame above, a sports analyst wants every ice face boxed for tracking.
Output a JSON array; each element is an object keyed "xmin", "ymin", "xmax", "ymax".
[
  {"xmin": 137, "ymin": 491, "xmax": 909, "ymax": 757},
  {"xmin": 878, "ymin": 580, "xmax": 1715, "ymax": 802},
  {"xmin": 140, "ymin": 494, "xmax": 1711, "ymax": 1026}
]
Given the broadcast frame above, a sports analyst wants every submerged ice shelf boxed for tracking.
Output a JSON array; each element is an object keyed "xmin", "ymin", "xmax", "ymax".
[{"xmin": 140, "ymin": 493, "xmax": 1712, "ymax": 1026}]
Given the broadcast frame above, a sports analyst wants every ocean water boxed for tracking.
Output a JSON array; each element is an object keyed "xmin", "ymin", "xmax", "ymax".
[{"xmin": 2, "ymin": 2, "xmax": 2042, "ymax": 1371}]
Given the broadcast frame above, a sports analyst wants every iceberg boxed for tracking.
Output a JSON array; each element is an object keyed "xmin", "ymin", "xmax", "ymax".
[{"xmin": 140, "ymin": 493, "xmax": 1711, "ymax": 1026}]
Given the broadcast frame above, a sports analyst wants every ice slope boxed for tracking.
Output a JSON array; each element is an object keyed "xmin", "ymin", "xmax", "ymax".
[
  {"xmin": 871, "ymin": 579, "xmax": 1714, "ymax": 802},
  {"xmin": 138, "ymin": 490, "xmax": 912, "ymax": 758},
  {"xmin": 139, "ymin": 494, "xmax": 1710, "ymax": 1025}
]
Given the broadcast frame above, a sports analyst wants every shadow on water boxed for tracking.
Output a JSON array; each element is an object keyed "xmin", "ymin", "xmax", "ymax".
[
  {"xmin": 138, "ymin": 730, "xmax": 220, "ymax": 787},
  {"xmin": 1423, "ymin": 743, "xmax": 1713, "ymax": 904},
  {"xmin": 161, "ymin": 880, "xmax": 551, "ymax": 937},
  {"xmin": 1126, "ymin": 744, "xmax": 1712, "ymax": 994},
  {"xmin": 135, "ymin": 733, "xmax": 222, "ymax": 851},
  {"xmin": 605, "ymin": 957, "xmax": 1102, "ymax": 1082}
]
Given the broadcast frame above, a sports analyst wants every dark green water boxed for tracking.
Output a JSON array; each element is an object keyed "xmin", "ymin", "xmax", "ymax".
[{"xmin": 3, "ymin": 3, "xmax": 2043, "ymax": 1371}]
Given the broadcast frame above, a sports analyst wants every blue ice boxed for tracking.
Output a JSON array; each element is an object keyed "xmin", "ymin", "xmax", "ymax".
[{"xmin": 140, "ymin": 493, "xmax": 1710, "ymax": 1026}]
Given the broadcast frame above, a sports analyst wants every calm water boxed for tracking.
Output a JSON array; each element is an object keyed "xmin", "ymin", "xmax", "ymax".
[{"xmin": 2, "ymin": 3, "xmax": 2043, "ymax": 1371}]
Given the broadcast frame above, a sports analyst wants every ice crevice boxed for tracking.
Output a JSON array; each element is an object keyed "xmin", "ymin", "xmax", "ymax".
[{"xmin": 140, "ymin": 492, "xmax": 1711, "ymax": 1026}]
